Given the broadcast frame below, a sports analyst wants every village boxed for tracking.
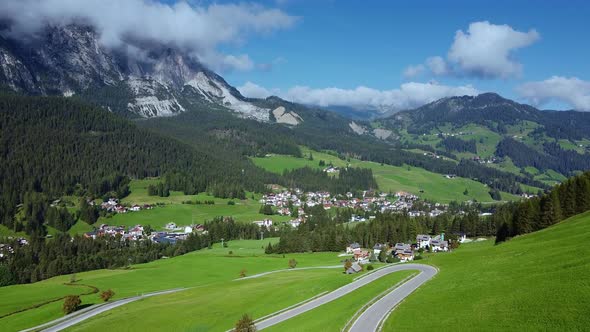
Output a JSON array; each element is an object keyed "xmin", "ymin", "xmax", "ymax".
[
  {"xmin": 342, "ymin": 233, "xmax": 465, "ymax": 273},
  {"xmin": 72, "ymin": 189, "xmax": 455, "ymax": 245}
]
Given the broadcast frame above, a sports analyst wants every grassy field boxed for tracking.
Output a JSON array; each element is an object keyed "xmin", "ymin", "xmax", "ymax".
[
  {"xmin": 383, "ymin": 211, "xmax": 590, "ymax": 331},
  {"xmin": 264, "ymin": 269, "xmax": 416, "ymax": 332},
  {"xmin": 0, "ymin": 238, "xmax": 360, "ymax": 331},
  {"xmin": 99, "ymin": 183, "xmax": 290, "ymax": 229},
  {"xmin": 253, "ymin": 149, "xmax": 517, "ymax": 203}
]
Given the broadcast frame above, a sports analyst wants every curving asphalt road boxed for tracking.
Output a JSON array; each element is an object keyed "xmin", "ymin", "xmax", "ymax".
[
  {"xmin": 255, "ymin": 264, "xmax": 437, "ymax": 331},
  {"xmin": 31, "ymin": 288, "xmax": 186, "ymax": 332}
]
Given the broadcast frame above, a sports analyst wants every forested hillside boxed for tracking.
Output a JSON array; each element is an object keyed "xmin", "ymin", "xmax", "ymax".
[
  {"xmin": 492, "ymin": 171, "xmax": 590, "ymax": 242},
  {"xmin": 0, "ymin": 94, "xmax": 275, "ymax": 235}
]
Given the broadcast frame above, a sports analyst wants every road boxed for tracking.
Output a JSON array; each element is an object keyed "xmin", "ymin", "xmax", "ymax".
[
  {"xmin": 255, "ymin": 264, "xmax": 437, "ymax": 331},
  {"xmin": 32, "ymin": 288, "xmax": 186, "ymax": 332}
]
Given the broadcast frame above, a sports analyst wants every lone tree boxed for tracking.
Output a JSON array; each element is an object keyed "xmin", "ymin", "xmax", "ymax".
[
  {"xmin": 100, "ymin": 289, "xmax": 115, "ymax": 302},
  {"xmin": 288, "ymin": 258, "xmax": 298, "ymax": 269},
  {"xmin": 63, "ymin": 295, "xmax": 81, "ymax": 314},
  {"xmin": 234, "ymin": 313, "xmax": 256, "ymax": 332},
  {"xmin": 344, "ymin": 260, "xmax": 352, "ymax": 272}
]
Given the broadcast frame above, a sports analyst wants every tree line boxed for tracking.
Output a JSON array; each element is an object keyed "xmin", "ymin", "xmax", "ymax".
[
  {"xmin": 493, "ymin": 171, "xmax": 590, "ymax": 243},
  {"xmin": 0, "ymin": 216, "xmax": 269, "ymax": 286},
  {"xmin": 265, "ymin": 204, "xmax": 494, "ymax": 254}
]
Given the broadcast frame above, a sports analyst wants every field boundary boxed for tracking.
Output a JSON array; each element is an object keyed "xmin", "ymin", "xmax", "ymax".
[
  {"xmin": 0, "ymin": 283, "xmax": 98, "ymax": 319},
  {"xmin": 224, "ymin": 291, "xmax": 329, "ymax": 332}
]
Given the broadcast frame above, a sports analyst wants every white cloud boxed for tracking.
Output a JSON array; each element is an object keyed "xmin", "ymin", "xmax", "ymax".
[
  {"xmin": 517, "ymin": 76, "xmax": 590, "ymax": 111},
  {"xmin": 0, "ymin": 0, "xmax": 297, "ymax": 72},
  {"xmin": 406, "ymin": 21, "xmax": 539, "ymax": 79},
  {"xmin": 239, "ymin": 81, "xmax": 479, "ymax": 112},
  {"xmin": 426, "ymin": 56, "xmax": 448, "ymax": 76},
  {"xmin": 238, "ymin": 81, "xmax": 275, "ymax": 99},
  {"xmin": 403, "ymin": 64, "xmax": 425, "ymax": 79},
  {"xmin": 448, "ymin": 21, "xmax": 539, "ymax": 78},
  {"xmin": 220, "ymin": 54, "xmax": 254, "ymax": 71}
]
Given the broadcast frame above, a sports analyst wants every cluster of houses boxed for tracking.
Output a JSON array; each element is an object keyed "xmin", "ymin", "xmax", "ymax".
[
  {"xmin": 83, "ymin": 222, "xmax": 207, "ymax": 243},
  {"xmin": 472, "ymin": 156, "xmax": 499, "ymax": 164},
  {"xmin": 99, "ymin": 198, "xmax": 153, "ymax": 214},
  {"xmin": 262, "ymin": 189, "xmax": 448, "ymax": 221},
  {"xmin": 344, "ymin": 233, "xmax": 452, "ymax": 266},
  {"xmin": 0, "ymin": 238, "xmax": 28, "ymax": 259}
]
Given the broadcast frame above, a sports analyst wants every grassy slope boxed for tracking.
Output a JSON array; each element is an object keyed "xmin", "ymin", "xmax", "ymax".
[
  {"xmin": 0, "ymin": 238, "xmax": 353, "ymax": 331},
  {"xmin": 265, "ymin": 270, "xmax": 416, "ymax": 332},
  {"xmin": 384, "ymin": 211, "xmax": 590, "ymax": 331},
  {"xmin": 99, "ymin": 181, "xmax": 290, "ymax": 229},
  {"xmin": 253, "ymin": 149, "xmax": 514, "ymax": 203}
]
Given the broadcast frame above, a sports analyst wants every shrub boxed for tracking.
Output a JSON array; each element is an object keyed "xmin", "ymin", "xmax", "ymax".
[
  {"xmin": 234, "ymin": 313, "xmax": 256, "ymax": 332},
  {"xmin": 227, "ymin": 201, "xmax": 235, "ymax": 205},
  {"xmin": 386, "ymin": 256, "xmax": 400, "ymax": 263},
  {"xmin": 288, "ymin": 258, "xmax": 298, "ymax": 269},
  {"xmin": 63, "ymin": 295, "xmax": 81, "ymax": 314},
  {"xmin": 69, "ymin": 273, "xmax": 77, "ymax": 283},
  {"xmin": 100, "ymin": 289, "xmax": 115, "ymax": 302},
  {"xmin": 366, "ymin": 264, "xmax": 374, "ymax": 271},
  {"xmin": 228, "ymin": 250, "xmax": 233, "ymax": 255},
  {"xmin": 239, "ymin": 269, "xmax": 247, "ymax": 278},
  {"xmin": 414, "ymin": 254, "xmax": 423, "ymax": 260}
]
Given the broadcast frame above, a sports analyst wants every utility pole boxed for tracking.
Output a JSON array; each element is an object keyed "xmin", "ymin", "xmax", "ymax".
[{"xmin": 260, "ymin": 231, "xmax": 264, "ymax": 241}]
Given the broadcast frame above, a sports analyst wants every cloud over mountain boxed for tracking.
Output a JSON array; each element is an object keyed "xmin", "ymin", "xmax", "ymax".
[
  {"xmin": 0, "ymin": 0, "xmax": 297, "ymax": 71},
  {"xmin": 239, "ymin": 81, "xmax": 479, "ymax": 112},
  {"xmin": 517, "ymin": 76, "xmax": 590, "ymax": 111}
]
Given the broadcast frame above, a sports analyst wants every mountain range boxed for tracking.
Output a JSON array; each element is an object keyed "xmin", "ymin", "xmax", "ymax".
[{"xmin": 2, "ymin": 23, "xmax": 590, "ymax": 191}]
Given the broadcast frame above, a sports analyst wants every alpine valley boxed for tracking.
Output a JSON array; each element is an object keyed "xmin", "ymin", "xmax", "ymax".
[{"xmin": 1, "ymin": 13, "xmax": 590, "ymax": 332}]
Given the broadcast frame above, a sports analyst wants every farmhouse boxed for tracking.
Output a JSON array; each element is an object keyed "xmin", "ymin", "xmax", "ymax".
[
  {"xmin": 346, "ymin": 261, "xmax": 363, "ymax": 274},
  {"xmin": 416, "ymin": 234, "xmax": 431, "ymax": 248},
  {"xmin": 346, "ymin": 242, "xmax": 361, "ymax": 254}
]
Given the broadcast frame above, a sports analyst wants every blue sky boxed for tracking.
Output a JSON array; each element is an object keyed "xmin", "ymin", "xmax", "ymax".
[
  {"xmin": 6, "ymin": 0, "xmax": 588, "ymax": 111},
  {"xmin": 209, "ymin": 0, "xmax": 590, "ymax": 111}
]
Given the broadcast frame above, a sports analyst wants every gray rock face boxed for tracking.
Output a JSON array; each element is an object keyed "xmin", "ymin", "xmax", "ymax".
[{"xmin": 0, "ymin": 24, "xmax": 269, "ymax": 119}]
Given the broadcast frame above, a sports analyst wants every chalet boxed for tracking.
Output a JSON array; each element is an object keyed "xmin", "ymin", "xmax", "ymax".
[
  {"xmin": 84, "ymin": 231, "xmax": 98, "ymax": 239},
  {"xmin": 289, "ymin": 219, "xmax": 301, "ymax": 228},
  {"xmin": 165, "ymin": 222, "xmax": 178, "ymax": 230},
  {"xmin": 373, "ymin": 243, "xmax": 384, "ymax": 256},
  {"xmin": 416, "ymin": 234, "xmax": 431, "ymax": 249},
  {"xmin": 430, "ymin": 240, "xmax": 449, "ymax": 252},
  {"xmin": 128, "ymin": 225, "xmax": 144, "ymax": 237},
  {"xmin": 346, "ymin": 242, "xmax": 361, "ymax": 254},
  {"xmin": 130, "ymin": 205, "xmax": 141, "ymax": 212},
  {"xmin": 193, "ymin": 224, "xmax": 205, "ymax": 233},
  {"xmin": 354, "ymin": 250, "xmax": 370, "ymax": 262},
  {"xmin": 396, "ymin": 249, "xmax": 414, "ymax": 262},
  {"xmin": 253, "ymin": 219, "xmax": 273, "ymax": 228},
  {"xmin": 184, "ymin": 226, "xmax": 194, "ymax": 234},
  {"xmin": 346, "ymin": 261, "xmax": 363, "ymax": 274}
]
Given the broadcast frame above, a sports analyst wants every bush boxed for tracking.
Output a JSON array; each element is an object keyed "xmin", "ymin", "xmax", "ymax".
[
  {"xmin": 239, "ymin": 269, "xmax": 247, "ymax": 278},
  {"xmin": 100, "ymin": 289, "xmax": 115, "ymax": 302},
  {"xmin": 63, "ymin": 295, "xmax": 81, "ymax": 314},
  {"xmin": 228, "ymin": 250, "xmax": 233, "ymax": 255},
  {"xmin": 386, "ymin": 256, "xmax": 400, "ymax": 263},
  {"xmin": 366, "ymin": 264, "xmax": 374, "ymax": 271},
  {"xmin": 234, "ymin": 313, "xmax": 256, "ymax": 332},
  {"xmin": 288, "ymin": 258, "xmax": 298, "ymax": 269},
  {"xmin": 227, "ymin": 201, "xmax": 235, "ymax": 205},
  {"xmin": 414, "ymin": 254, "xmax": 423, "ymax": 260}
]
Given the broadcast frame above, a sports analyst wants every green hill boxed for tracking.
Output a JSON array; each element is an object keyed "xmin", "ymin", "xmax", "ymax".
[{"xmin": 383, "ymin": 211, "xmax": 590, "ymax": 331}]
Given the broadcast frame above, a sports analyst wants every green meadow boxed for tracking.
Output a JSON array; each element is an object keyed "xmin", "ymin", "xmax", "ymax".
[
  {"xmin": 98, "ymin": 182, "xmax": 290, "ymax": 229},
  {"xmin": 0, "ymin": 238, "xmax": 354, "ymax": 331},
  {"xmin": 383, "ymin": 211, "xmax": 590, "ymax": 331},
  {"xmin": 253, "ymin": 148, "xmax": 519, "ymax": 203},
  {"xmin": 265, "ymin": 269, "xmax": 416, "ymax": 332}
]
